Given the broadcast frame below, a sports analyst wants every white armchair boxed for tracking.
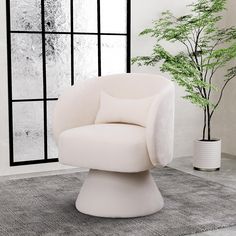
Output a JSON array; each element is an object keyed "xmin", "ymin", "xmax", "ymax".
[{"xmin": 53, "ymin": 73, "xmax": 175, "ymax": 218}]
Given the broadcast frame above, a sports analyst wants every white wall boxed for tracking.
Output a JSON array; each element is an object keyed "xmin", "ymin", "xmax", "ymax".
[
  {"xmin": 224, "ymin": 0, "xmax": 236, "ymax": 155},
  {"xmin": 131, "ymin": 0, "xmax": 203, "ymax": 158},
  {"xmin": 213, "ymin": 0, "xmax": 236, "ymax": 155},
  {"xmin": 131, "ymin": 0, "xmax": 236, "ymax": 157},
  {"xmin": 0, "ymin": 0, "xmax": 10, "ymax": 173}
]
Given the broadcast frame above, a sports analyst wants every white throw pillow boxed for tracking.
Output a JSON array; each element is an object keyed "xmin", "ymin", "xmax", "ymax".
[{"xmin": 95, "ymin": 91, "xmax": 155, "ymax": 127}]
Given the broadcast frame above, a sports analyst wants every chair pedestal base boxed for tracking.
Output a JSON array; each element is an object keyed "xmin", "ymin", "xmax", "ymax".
[{"xmin": 76, "ymin": 169, "xmax": 164, "ymax": 218}]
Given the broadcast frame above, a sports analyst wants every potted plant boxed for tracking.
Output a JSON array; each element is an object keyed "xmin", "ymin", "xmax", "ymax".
[{"xmin": 132, "ymin": 0, "xmax": 236, "ymax": 171}]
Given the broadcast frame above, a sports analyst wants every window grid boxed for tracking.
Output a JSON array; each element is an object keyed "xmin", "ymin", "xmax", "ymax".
[
  {"xmin": 70, "ymin": 0, "xmax": 74, "ymax": 86},
  {"xmin": 6, "ymin": 0, "xmax": 131, "ymax": 166}
]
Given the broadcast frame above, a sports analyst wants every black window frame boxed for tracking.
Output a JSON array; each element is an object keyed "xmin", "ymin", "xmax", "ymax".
[{"xmin": 6, "ymin": 0, "xmax": 131, "ymax": 166}]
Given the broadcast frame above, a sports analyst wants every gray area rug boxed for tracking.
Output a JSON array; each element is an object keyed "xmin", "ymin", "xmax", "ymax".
[{"xmin": 0, "ymin": 167, "xmax": 235, "ymax": 236}]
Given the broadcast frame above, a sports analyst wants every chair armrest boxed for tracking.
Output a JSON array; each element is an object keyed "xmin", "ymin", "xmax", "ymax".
[
  {"xmin": 146, "ymin": 83, "xmax": 175, "ymax": 166},
  {"xmin": 53, "ymin": 80, "xmax": 100, "ymax": 143}
]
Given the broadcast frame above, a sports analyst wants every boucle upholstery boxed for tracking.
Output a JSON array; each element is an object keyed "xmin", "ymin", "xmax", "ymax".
[{"xmin": 53, "ymin": 73, "xmax": 175, "ymax": 169}]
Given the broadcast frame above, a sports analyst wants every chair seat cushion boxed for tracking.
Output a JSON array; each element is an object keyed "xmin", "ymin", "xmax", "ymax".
[{"xmin": 58, "ymin": 124, "xmax": 153, "ymax": 172}]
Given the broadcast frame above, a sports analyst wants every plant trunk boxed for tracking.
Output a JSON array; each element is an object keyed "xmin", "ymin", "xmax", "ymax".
[
  {"xmin": 202, "ymin": 108, "xmax": 206, "ymax": 140},
  {"xmin": 207, "ymin": 105, "xmax": 211, "ymax": 140},
  {"xmin": 202, "ymin": 105, "xmax": 211, "ymax": 140},
  {"xmin": 207, "ymin": 115, "xmax": 211, "ymax": 140},
  {"xmin": 202, "ymin": 106, "xmax": 211, "ymax": 141}
]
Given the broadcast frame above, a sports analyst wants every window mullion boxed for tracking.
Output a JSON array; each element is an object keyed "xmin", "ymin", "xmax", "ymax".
[
  {"xmin": 41, "ymin": 0, "xmax": 48, "ymax": 160},
  {"xmin": 70, "ymin": 0, "xmax": 75, "ymax": 85},
  {"xmin": 126, "ymin": 0, "xmax": 131, "ymax": 73},
  {"xmin": 97, "ymin": 0, "xmax": 101, "ymax": 76}
]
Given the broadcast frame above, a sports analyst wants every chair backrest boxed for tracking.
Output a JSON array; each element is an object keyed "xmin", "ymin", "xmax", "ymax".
[
  {"xmin": 53, "ymin": 73, "xmax": 173, "ymax": 143},
  {"xmin": 96, "ymin": 73, "xmax": 172, "ymax": 99}
]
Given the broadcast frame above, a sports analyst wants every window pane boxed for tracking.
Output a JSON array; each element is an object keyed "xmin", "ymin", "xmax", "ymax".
[
  {"xmin": 8, "ymin": 0, "xmax": 129, "ymax": 165},
  {"xmin": 45, "ymin": 0, "xmax": 70, "ymax": 32},
  {"xmin": 10, "ymin": 0, "xmax": 41, "ymax": 31},
  {"xmin": 74, "ymin": 0, "xmax": 97, "ymax": 33},
  {"xmin": 101, "ymin": 36, "xmax": 126, "ymax": 75},
  {"xmin": 46, "ymin": 34, "xmax": 71, "ymax": 98},
  {"xmin": 13, "ymin": 102, "xmax": 44, "ymax": 162},
  {"xmin": 74, "ymin": 35, "xmax": 98, "ymax": 82},
  {"xmin": 47, "ymin": 101, "xmax": 58, "ymax": 159},
  {"xmin": 100, "ymin": 0, "xmax": 127, "ymax": 33},
  {"xmin": 11, "ymin": 33, "xmax": 43, "ymax": 99}
]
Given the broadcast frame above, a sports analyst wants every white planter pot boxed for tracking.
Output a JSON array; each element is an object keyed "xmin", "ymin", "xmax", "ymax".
[{"xmin": 193, "ymin": 139, "xmax": 221, "ymax": 171}]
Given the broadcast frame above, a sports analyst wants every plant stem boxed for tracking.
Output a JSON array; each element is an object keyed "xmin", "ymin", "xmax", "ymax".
[
  {"xmin": 202, "ymin": 108, "xmax": 206, "ymax": 140},
  {"xmin": 206, "ymin": 105, "xmax": 211, "ymax": 140},
  {"xmin": 210, "ymin": 77, "xmax": 233, "ymax": 119}
]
